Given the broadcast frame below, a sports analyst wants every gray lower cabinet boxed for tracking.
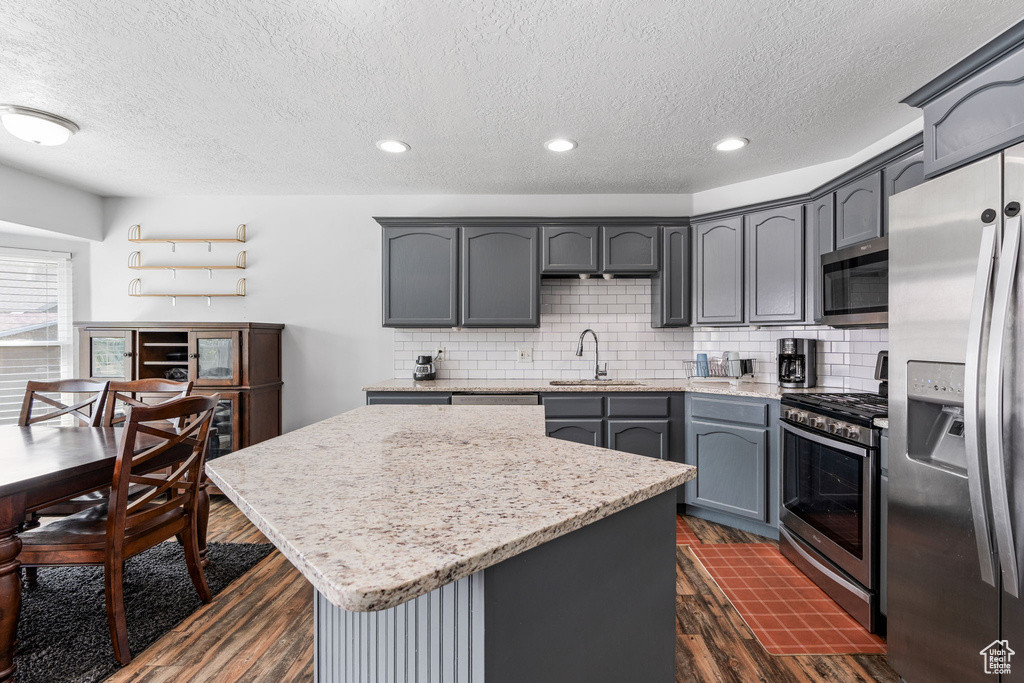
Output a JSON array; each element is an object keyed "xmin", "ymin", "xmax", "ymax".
[
  {"xmin": 600, "ymin": 226, "xmax": 659, "ymax": 273},
  {"xmin": 809, "ymin": 195, "xmax": 835, "ymax": 323},
  {"xmin": 382, "ymin": 227, "xmax": 459, "ymax": 327},
  {"xmin": 541, "ymin": 225, "xmax": 599, "ymax": 274},
  {"xmin": 606, "ymin": 419, "xmax": 671, "ymax": 460},
  {"xmin": 460, "ymin": 227, "xmax": 540, "ymax": 327},
  {"xmin": 686, "ymin": 419, "xmax": 767, "ymax": 521},
  {"xmin": 694, "ymin": 217, "xmax": 744, "ymax": 325},
  {"xmin": 835, "ymin": 171, "xmax": 883, "ymax": 248},
  {"xmin": 365, "ymin": 392, "xmax": 452, "ymax": 405},
  {"xmin": 883, "ymin": 151, "xmax": 926, "ymax": 235},
  {"xmin": 651, "ymin": 226, "xmax": 691, "ymax": 327},
  {"xmin": 745, "ymin": 204, "xmax": 805, "ymax": 323},
  {"xmin": 546, "ymin": 419, "xmax": 604, "ymax": 447}
]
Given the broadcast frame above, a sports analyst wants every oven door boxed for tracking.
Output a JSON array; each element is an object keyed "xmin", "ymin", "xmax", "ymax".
[
  {"xmin": 821, "ymin": 236, "xmax": 888, "ymax": 327},
  {"xmin": 780, "ymin": 420, "xmax": 875, "ymax": 588}
]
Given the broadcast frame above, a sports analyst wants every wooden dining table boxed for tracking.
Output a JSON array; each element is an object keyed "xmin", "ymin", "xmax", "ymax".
[{"xmin": 0, "ymin": 424, "xmax": 210, "ymax": 683}]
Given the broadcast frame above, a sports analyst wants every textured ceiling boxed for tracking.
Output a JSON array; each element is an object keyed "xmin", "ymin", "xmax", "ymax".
[{"xmin": 0, "ymin": 1, "xmax": 1022, "ymax": 196}]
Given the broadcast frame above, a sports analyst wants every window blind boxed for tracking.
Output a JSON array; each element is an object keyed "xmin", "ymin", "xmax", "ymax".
[{"xmin": 0, "ymin": 247, "xmax": 73, "ymax": 425}]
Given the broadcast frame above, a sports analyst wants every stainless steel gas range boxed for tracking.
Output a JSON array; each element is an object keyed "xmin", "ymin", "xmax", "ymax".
[{"xmin": 779, "ymin": 391, "xmax": 887, "ymax": 634}]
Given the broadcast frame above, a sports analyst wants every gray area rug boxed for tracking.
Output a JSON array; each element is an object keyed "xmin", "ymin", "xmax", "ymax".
[{"xmin": 14, "ymin": 541, "xmax": 274, "ymax": 683}]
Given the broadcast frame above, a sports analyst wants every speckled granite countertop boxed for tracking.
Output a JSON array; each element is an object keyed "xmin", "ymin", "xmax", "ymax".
[
  {"xmin": 875, "ymin": 418, "xmax": 889, "ymax": 429},
  {"xmin": 207, "ymin": 405, "xmax": 695, "ymax": 613},
  {"xmin": 363, "ymin": 378, "xmax": 848, "ymax": 400}
]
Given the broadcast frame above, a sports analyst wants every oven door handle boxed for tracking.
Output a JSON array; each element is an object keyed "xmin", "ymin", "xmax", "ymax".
[
  {"xmin": 965, "ymin": 221, "xmax": 999, "ymax": 587},
  {"xmin": 986, "ymin": 214, "xmax": 1021, "ymax": 597},
  {"xmin": 780, "ymin": 420, "xmax": 871, "ymax": 457}
]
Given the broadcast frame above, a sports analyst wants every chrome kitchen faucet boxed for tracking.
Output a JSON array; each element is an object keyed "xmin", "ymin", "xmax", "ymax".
[{"xmin": 576, "ymin": 328, "xmax": 608, "ymax": 381}]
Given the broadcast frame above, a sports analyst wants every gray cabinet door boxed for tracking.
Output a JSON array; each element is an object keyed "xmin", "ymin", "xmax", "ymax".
[
  {"xmin": 694, "ymin": 217, "xmax": 744, "ymax": 325},
  {"xmin": 835, "ymin": 172, "xmax": 883, "ymax": 248},
  {"xmin": 541, "ymin": 226, "xmax": 599, "ymax": 274},
  {"xmin": 600, "ymin": 226, "xmax": 659, "ymax": 273},
  {"xmin": 883, "ymin": 151, "xmax": 925, "ymax": 236},
  {"xmin": 745, "ymin": 204, "xmax": 804, "ymax": 323},
  {"xmin": 685, "ymin": 420, "xmax": 767, "ymax": 521},
  {"xmin": 810, "ymin": 195, "xmax": 835, "ymax": 323},
  {"xmin": 546, "ymin": 419, "xmax": 604, "ymax": 447},
  {"xmin": 460, "ymin": 227, "xmax": 540, "ymax": 327},
  {"xmin": 382, "ymin": 227, "xmax": 458, "ymax": 327},
  {"xmin": 922, "ymin": 45, "xmax": 1024, "ymax": 177},
  {"xmin": 606, "ymin": 419, "xmax": 670, "ymax": 459},
  {"xmin": 651, "ymin": 226, "xmax": 690, "ymax": 327}
]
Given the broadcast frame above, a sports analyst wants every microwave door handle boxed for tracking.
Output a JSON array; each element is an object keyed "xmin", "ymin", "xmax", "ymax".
[
  {"xmin": 986, "ymin": 215, "xmax": 1022, "ymax": 597},
  {"xmin": 965, "ymin": 221, "xmax": 999, "ymax": 587}
]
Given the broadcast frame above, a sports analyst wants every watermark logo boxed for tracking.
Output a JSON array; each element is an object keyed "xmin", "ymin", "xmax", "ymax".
[{"xmin": 981, "ymin": 640, "xmax": 1014, "ymax": 675}]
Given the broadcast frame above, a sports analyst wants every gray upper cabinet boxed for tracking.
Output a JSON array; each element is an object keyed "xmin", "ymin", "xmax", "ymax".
[
  {"xmin": 883, "ymin": 151, "xmax": 926, "ymax": 235},
  {"xmin": 835, "ymin": 171, "xmax": 883, "ymax": 248},
  {"xmin": 920, "ymin": 44, "xmax": 1024, "ymax": 178},
  {"xmin": 809, "ymin": 195, "xmax": 834, "ymax": 324},
  {"xmin": 694, "ymin": 217, "xmax": 744, "ymax": 325},
  {"xmin": 541, "ymin": 225, "xmax": 599, "ymax": 274},
  {"xmin": 685, "ymin": 420, "xmax": 767, "ymax": 522},
  {"xmin": 460, "ymin": 227, "xmax": 540, "ymax": 327},
  {"xmin": 606, "ymin": 419, "xmax": 670, "ymax": 460},
  {"xmin": 744, "ymin": 205, "xmax": 804, "ymax": 324},
  {"xmin": 651, "ymin": 226, "xmax": 690, "ymax": 327},
  {"xmin": 600, "ymin": 226, "xmax": 659, "ymax": 273},
  {"xmin": 382, "ymin": 227, "xmax": 459, "ymax": 327}
]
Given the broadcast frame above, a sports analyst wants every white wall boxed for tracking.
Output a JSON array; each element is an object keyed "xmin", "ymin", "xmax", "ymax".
[
  {"xmin": 96, "ymin": 194, "xmax": 693, "ymax": 430},
  {"xmin": 0, "ymin": 163, "xmax": 103, "ymax": 240}
]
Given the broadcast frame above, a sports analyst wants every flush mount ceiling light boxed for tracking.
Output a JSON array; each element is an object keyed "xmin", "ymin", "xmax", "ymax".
[
  {"xmin": 376, "ymin": 139, "xmax": 410, "ymax": 153},
  {"xmin": 544, "ymin": 138, "xmax": 577, "ymax": 152},
  {"xmin": 0, "ymin": 105, "xmax": 79, "ymax": 146},
  {"xmin": 714, "ymin": 137, "xmax": 749, "ymax": 152}
]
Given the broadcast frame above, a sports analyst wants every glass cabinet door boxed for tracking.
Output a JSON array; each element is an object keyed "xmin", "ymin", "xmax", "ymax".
[
  {"xmin": 196, "ymin": 390, "xmax": 241, "ymax": 460},
  {"xmin": 81, "ymin": 330, "xmax": 134, "ymax": 380},
  {"xmin": 189, "ymin": 331, "xmax": 241, "ymax": 386}
]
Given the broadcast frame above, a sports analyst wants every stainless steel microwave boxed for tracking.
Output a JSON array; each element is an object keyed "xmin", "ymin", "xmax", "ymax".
[{"xmin": 821, "ymin": 236, "xmax": 888, "ymax": 327}]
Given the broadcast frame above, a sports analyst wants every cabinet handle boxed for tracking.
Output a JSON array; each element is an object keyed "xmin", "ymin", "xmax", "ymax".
[
  {"xmin": 123, "ymin": 352, "xmax": 132, "ymax": 357},
  {"xmin": 188, "ymin": 353, "xmax": 198, "ymax": 359}
]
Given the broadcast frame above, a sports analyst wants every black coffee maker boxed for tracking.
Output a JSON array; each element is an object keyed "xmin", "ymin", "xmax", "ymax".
[{"xmin": 777, "ymin": 338, "xmax": 817, "ymax": 388}]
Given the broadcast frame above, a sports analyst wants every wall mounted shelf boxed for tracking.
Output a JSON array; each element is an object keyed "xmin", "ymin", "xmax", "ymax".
[
  {"xmin": 128, "ymin": 278, "xmax": 246, "ymax": 306},
  {"xmin": 128, "ymin": 224, "xmax": 246, "ymax": 251},
  {"xmin": 129, "ymin": 250, "xmax": 246, "ymax": 277}
]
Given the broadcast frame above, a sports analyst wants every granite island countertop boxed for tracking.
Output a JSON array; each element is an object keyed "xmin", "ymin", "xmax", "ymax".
[
  {"xmin": 363, "ymin": 377, "xmax": 848, "ymax": 400},
  {"xmin": 206, "ymin": 404, "xmax": 695, "ymax": 613}
]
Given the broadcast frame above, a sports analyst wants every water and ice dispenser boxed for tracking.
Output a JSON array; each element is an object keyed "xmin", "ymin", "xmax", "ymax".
[{"xmin": 906, "ymin": 361, "xmax": 968, "ymax": 474}]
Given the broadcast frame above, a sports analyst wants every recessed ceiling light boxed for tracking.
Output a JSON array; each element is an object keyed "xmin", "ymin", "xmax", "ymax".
[
  {"xmin": 544, "ymin": 138, "xmax": 577, "ymax": 152},
  {"xmin": 0, "ymin": 105, "xmax": 79, "ymax": 146},
  {"xmin": 714, "ymin": 137, "xmax": 749, "ymax": 152},
  {"xmin": 376, "ymin": 139, "xmax": 410, "ymax": 153}
]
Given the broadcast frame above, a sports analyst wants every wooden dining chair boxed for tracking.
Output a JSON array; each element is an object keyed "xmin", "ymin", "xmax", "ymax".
[
  {"xmin": 18, "ymin": 379, "xmax": 110, "ymax": 427},
  {"xmin": 18, "ymin": 394, "xmax": 220, "ymax": 665},
  {"xmin": 102, "ymin": 378, "xmax": 194, "ymax": 427}
]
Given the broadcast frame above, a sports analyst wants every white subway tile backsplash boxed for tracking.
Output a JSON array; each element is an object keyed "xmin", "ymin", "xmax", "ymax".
[{"xmin": 393, "ymin": 278, "xmax": 887, "ymax": 391}]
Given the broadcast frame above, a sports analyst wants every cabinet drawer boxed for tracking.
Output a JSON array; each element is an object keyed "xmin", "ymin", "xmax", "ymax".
[
  {"xmin": 689, "ymin": 396, "xmax": 768, "ymax": 426},
  {"xmin": 541, "ymin": 395, "xmax": 604, "ymax": 418},
  {"xmin": 606, "ymin": 395, "xmax": 670, "ymax": 417},
  {"xmin": 365, "ymin": 392, "xmax": 452, "ymax": 405}
]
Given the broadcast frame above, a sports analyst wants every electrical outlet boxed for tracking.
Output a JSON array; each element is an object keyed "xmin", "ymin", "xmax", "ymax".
[
  {"xmin": 417, "ymin": 347, "xmax": 445, "ymax": 362},
  {"xmin": 435, "ymin": 347, "xmax": 446, "ymax": 362},
  {"xmin": 517, "ymin": 346, "xmax": 533, "ymax": 363}
]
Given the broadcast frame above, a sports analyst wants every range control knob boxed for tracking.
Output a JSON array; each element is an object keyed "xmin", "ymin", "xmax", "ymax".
[
  {"xmin": 795, "ymin": 411, "xmax": 808, "ymax": 424},
  {"xmin": 844, "ymin": 426, "xmax": 861, "ymax": 440},
  {"xmin": 784, "ymin": 409, "xmax": 798, "ymax": 421},
  {"xmin": 808, "ymin": 416, "xmax": 826, "ymax": 429},
  {"xmin": 828, "ymin": 422, "xmax": 843, "ymax": 435}
]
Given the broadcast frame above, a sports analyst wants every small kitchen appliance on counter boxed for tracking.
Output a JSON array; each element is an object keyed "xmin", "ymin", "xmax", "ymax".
[
  {"xmin": 412, "ymin": 354, "xmax": 437, "ymax": 381},
  {"xmin": 777, "ymin": 338, "xmax": 817, "ymax": 388}
]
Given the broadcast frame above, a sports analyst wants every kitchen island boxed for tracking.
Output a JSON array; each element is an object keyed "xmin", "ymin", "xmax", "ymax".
[{"xmin": 207, "ymin": 404, "xmax": 694, "ymax": 683}]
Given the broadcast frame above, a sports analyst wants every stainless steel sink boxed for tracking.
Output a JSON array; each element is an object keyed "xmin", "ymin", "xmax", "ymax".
[{"xmin": 548, "ymin": 380, "xmax": 645, "ymax": 386}]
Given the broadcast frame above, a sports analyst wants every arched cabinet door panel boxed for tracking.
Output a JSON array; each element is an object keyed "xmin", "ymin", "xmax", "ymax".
[
  {"xmin": 684, "ymin": 420, "xmax": 768, "ymax": 521},
  {"xmin": 835, "ymin": 172, "xmax": 883, "ymax": 249},
  {"xmin": 601, "ymin": 226, "xmax": 659, "ymax": 273},
  {"xmin": 383, "ymin": 227, "xmax": 459, "ymax": 327},
  {"xmin": 745, "ymin": 204, "xmax": 805, "ymax": 324},
  {"xmin": 694, "ymin": 217, "xmax": 744, "ymax": 325},
  {"xmin": 460, "ymin": 227, "xmax": 540, "ymax": 327},
  {"xmin": 606, "ymin": 419, "xmax": 670, "ymax": 459},
  {"xmin": 546, "ymin": 420, "xmax": 604, "ymax": 447},
  {"xmin": 541, "ymin": 226, "xmax": 599, "ymax": 274}
]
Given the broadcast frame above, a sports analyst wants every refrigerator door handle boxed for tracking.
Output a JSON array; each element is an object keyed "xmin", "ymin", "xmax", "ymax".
[
  {"xmin": 965, "ymin": 221, "xmax": 999, "ymax": 586},
  {"xmin": 986, "ymin": 214, "xmax": 1022, "ymax": 597}
]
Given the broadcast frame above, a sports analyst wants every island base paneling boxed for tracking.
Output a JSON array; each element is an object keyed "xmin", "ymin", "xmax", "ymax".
[{"xmin": 313, "ymin": 491, "xmax": 677, "ymax": 683}]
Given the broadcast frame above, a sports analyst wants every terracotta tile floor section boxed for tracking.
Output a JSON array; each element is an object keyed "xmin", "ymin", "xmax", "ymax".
[
  {"xmin": 691, "ymin": 543, "xmax": 887, "ymax": 656},
  {"xmin": 676, "ymin": 515, "xmax": 702, "ymax": 546}
]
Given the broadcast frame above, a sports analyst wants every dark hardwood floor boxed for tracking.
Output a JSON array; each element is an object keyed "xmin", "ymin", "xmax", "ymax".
[{"xmin": 108, "ymin": 499, "xmax": 899, "ymax": 682}]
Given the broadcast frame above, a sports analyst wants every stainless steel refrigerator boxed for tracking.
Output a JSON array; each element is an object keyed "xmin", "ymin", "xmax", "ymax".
[{"xmin": 888, "ymin": 142, "xmax": 1024, "ymax": 681}]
